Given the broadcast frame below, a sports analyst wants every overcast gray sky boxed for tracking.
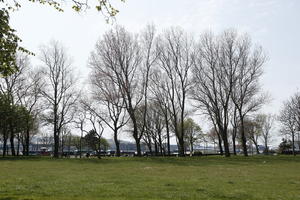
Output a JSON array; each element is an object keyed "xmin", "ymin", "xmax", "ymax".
[{"xmin": 8, "ymin": 0, "xmax": 300, "ymax": 144}]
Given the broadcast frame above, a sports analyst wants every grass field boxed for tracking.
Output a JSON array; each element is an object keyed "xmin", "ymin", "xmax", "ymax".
[{"xmin": 0, "ymin": 156, "xmax": 299, "ymax": 200}]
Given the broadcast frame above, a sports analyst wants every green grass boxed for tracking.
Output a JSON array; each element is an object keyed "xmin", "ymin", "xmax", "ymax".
[{"xmin": 0, "ymin": 156, "xmax": 300, "ymax": 200}]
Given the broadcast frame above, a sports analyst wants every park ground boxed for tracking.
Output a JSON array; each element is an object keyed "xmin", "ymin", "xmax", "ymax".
[{"xmin": 0, "ymin": 156, "xmax": 299, "ymax": 200}]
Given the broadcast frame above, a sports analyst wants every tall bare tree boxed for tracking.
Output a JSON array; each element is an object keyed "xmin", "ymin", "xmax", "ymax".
[
  {"xmin": 73, "ymin": 100, "xmax": 88, "ymax": 158},
  {"xmin": 192, "ymin": 31, "xmax": 238, "ymax": 157},
  {"xmin": 89, "ymin": 53, "xmax": 129, "ymax": 157},
  {"xmin": 230, "ymin": 31, "xmax": 267, "ymax": 156},
  {"xmin": 90, "ymin": 26, "xmax": 142, "ymax": 155},
  {"xmin": 193, "ymin": 30, "xmax": 267, "ymax": 157},
  {"xmin": 149, "ymin": 69, "xmax": 172, "ymax": 155},
  {"xmin": 157, "ymin": 27, "xmax": 194, "ymax": 156},
  {"xmin": 39, "ymin": 41, "xmax": 79, "ymax": 158},
  {"xmin": 89, "ymin": 25, "xmax": 157, "ymax": 156}
]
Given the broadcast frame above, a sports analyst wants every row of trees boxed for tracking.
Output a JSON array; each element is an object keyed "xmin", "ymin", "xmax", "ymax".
[
  {"xmin": 37, "ymin": 129, "xmax": 109, "ymax": 157},
  {"xmin": 87, "ymin": 25, "xmax": 269, "ymax": 157},
  {"xmin": 0, "ymin": 54, "xmax": 40, "ymax": 156},
  {"xmin": 0, "ymin": 42, "xmax": 113, "ymax": 158},
  {"xmin": 0, "ymin": 25, "xmax": 281, "ymax": 158}
]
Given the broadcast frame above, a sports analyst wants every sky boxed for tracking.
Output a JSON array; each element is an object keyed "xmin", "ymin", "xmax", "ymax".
[{"xmin": 6, "ymin": 0, "xmax": 300, "ymax": 145}]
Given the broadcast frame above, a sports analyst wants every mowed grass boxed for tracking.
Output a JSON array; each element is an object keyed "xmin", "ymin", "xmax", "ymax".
[{"xmin": 0, "ymin": 156, "xmax": 300, "ymax": 200}]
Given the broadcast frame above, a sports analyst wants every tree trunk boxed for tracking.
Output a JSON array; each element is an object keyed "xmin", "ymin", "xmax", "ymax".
[
  {"xmin": 97, "ymin": 137, "xmax": 101, "ymax": 159},
  {"xmin": 221, "ymin": 130, "xmax": 230, "ymax": 157},
  {"xmin": 2, "ymin": 134, "xmax": 7, "ymax": 157},
  {"xmin": 165, "ymin": 117, "xmax": 170, "ymax": 156},
  {"xmin": 297, "ymin": 132, "xmax": 300, "ymax": 154},
  {"xmin": 232, "ymin": 134, "xmax": 237, "ymax": 155},
  {"xmin": 16, "ymin": 134, "xmax": 20, "ymax": 156},
  {"xmin": 154, "ymin": 140, "xmax": 158, "ymax": 156},
  {"xmin": 292, "ymin": 133, "xmax": 296, "ymax": 156},
  {"xmin": 68, "ymin": 135, "xmax": 71, "ymax": 157},
  {"xmin": 132, "ymin": 118, "xmax": 142, "ymax": 156},
  {"xmin": 264, "ymin": 141, "xmax": 269, "ymax": 154},
  {"xmin": 158, "ymin": 132, "xmax": 163, "ymax": 156},
  {"xmin": 9, "ymin": 130, "xmax": 15, "ymax": 156},
  {"xmin": 22, "ymin": 140, "xmax": 26, "ymax": 156},
  {"xmin": 134, "ymin": 135, "xmax": 141, "ymax": 156},
  {"xmin": 53, "ymin": 100, "xmax": 59, "ymax": 158},
  {"xmin": 147, "ymin": 142, "xmax": 152, "ymax": 156},
  {"xmin": 217, "ymin": 132, "xmax": 223, "ymax": 155},
  {"xmin": 54, "ymin": 134, "xmax": 60, "ymax": 158},
  {"xmin": 178, "ymin": 137, "xmax": 185, "ymax": 157},
  {"xmin": 79, "ymin": 132, "xmax": 82, "ymax": 158},
  {"xmin": 25, "ymin": 127, "xmax": 30, "ymax": 156},
  {"xmin": 114, "ymin": 129, "xmax": 121, "ymax": 157},
  {"xmin": 190, "ymin": 141, "xmax": 193, "ymax": 157},
  {"xmin": 254, "ymin": 142, "xmax": 260, "ymax": 154},
  {"xmin": 61, "ymin": 135, "xmax": 64, "ymax": 157},
  {"xmin": 239, "ymin": 116, "xmax": 248, "ymax": 157}
]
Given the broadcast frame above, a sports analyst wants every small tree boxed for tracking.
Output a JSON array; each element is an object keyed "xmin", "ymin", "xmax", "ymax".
[
  {"xmin": 84, "ymin": 129, "xmax": 107, "ymax": 159},
  {"xmin": 183, "ymin": 118, "xmax": 202, "ymax": 156},
  {"xmin": 278, "ymin": 94, "xmax": 300, "ymax": 156},
  {"xmin": 243, "ymin": 116, "xmax": 263, "ymax": 154},
  {"xmin": 278, "ymin": 138, "xmax": 293, "ymax": 154},
  {"xmin": 260, "ymin": 114, "xmax": 275, "ymax": 154}
]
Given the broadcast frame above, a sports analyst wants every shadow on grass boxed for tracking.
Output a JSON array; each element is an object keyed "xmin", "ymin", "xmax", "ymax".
[
  {"xmin": 0, "ymin": 197, "xmax": 31, "ymax": 200},
  {"xmin": 0, "ymin": 156, "xmax": 45, "ymax": 161},
  {"xmin": 0, "ymin": 198, "xmax": 33, "ymax": 200}
]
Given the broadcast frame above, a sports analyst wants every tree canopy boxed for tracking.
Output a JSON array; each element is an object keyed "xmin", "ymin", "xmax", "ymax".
[
  {"xmin": 0, "ymin": 0, "xmax": 125, "ymax": 76},
  {"xmin": 0, "ymin": 9, "xmax": 21, "ymax": 76}
]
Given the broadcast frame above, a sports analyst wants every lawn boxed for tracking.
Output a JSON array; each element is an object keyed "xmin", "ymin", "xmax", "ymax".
[{"xmin": 0, "ymin": 156, "xmax": 299, "ymax": 200}]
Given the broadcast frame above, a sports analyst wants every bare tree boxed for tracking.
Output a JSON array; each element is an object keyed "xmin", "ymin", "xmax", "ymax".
[
  {"xmin": 230, "ymin": 106, "xmax": 239, "ymax": 155},
  {"xmin": 260, "ymin": 113, "xmax": 275, "ymax": 154},
  {"xmin": 89, "ymin": 57, "xmax": 129, "ymax": 157},
  {"xmin": 157, "ymin": 27, "xmax": 194, "ymax": 156},
  {"xmin": 183, "ymin": 118, "xmax": 202, "ymax": 156},
  {"xmin": 73, "ymin": 100, "xmax": 88, "ymax": 158},
  {"xmin": 39, "ymin": 41, "xmax": 79, "ymax": 158},
  {"xmin": 279, "ymin": 94, "xmax": 300, "ymax": 156},
  {"xmin": 89, "ymin": 25, "xmax": 157, "ymax": 156},
  {"xmin": 192, "ymin": 30, "xmax": 267, "ymax": 157},
  {"xmin": 149, "ymin": 69, "xmax": 172, "ymax": 155},
  {"xmin": 244, "ymin": 115, "xmax": 263, "ymax": 154},
  {"xmin": 141, "ymin": 101, "xmax": 166, "ymax": 156},
  {"xmin": 192, "ymin": 31, "xmax": 238, "ymax": 157},
  {"xmin": 90, "ymin": 26, "xmax": 142, "ymax": 155},
  {"xmin": 39, "ymin": 132, "xmax": 53, "ymax": 147},
  {"xmin": 230, "ymin": 31, "xmax": 267, "ymax": 156},
  {"xmin": 15, "ymin": 57, "xmax": 43, "ymax": 156},
  {"xmin": 207, "ymin": 127, "xmax": 221, "ymax": 153},
  {"xmin": 60, "ymin": 125, "xmax": 71, "ymax": 157},
  {"xmin": 85, "ymin": 112, "xmax": 105, "ymax": 159}
]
